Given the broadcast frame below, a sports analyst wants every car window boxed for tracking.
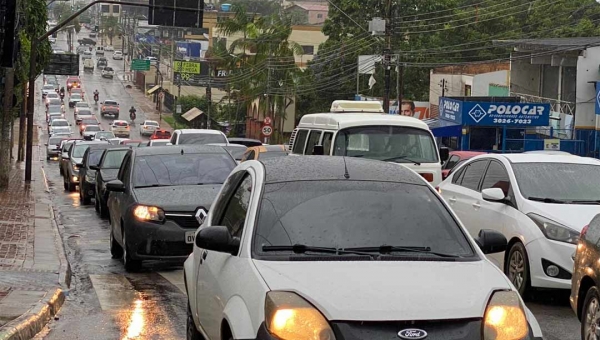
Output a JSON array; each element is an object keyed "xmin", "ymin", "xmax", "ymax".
[
  {"xmin": 114, "ymin": 121, "xmax": 128, "ymax": 127},
  {"xmin": 253, "ymin": 181, "xmax": 475, "ymax": 258},
  {"xmin": 101, "ymin": 150, "xmax": 128, "ymax": 169},
  {"xmin": 73, "ymin": 145, "xmax": 90, "ymax": 158},
  {"xmin": 49, "ymin": 137, "xmax": 63, "ymax": 145},
  {"xmin": 133, "ymin": 153, "xmax": 235, "ymax": 187},
  {"xmin": 118, "ymin": 153, "xmax": 131, "ymax": 182},
  {"xmin": 292, "ymin": 129, "xmax": 308, "ymax": 154},
  {"xmin": 458, "ymin": 160, "xmax": 488, "ymax": 191},
  {"xmin": 219, "ymin": 175, "xmax": 252, "ymax": 241},
  {"xmin": 481, "ymin": 161, "xmax": 510, "ymax": 197},
  {"xmin": 78, "ymin": 110, "xmax": 92, "ymax": 115},
  {"xmin": 444, "ymin": 155, "xmax": 460, "ymax": 170},
  {"xmin": 305, "ymin": 130, "xmax": 322, "ymax": 155},
  {"xmin": 585, "ymin": 215, "xmax": 600, "ymax": 246},
  {"xmin": 105, "ymin": 101, "xmax": 118, "ymax": 105},
  {"xmin": 322, "ymin": 132, "xmax": 333, "ymax": 155},
  {"xmin": 52, "ymin": 120, "xmax": 68, "ymax": 126},
  {"xmin": 88, "ymin": 149, "xmax": 105, "ymax": 167},
  {"xmin": 178, "ymin": 133, "xmax": 227, "ymax": 145},
  {"xmin": 146, "ymin": 121, "xmax": 159, "ymax": 126}
]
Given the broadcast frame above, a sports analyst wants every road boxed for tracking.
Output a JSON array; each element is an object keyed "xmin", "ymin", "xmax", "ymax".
[{"xmin": 34, "ymin": 28, "xmax": 581, "ymax": 340}]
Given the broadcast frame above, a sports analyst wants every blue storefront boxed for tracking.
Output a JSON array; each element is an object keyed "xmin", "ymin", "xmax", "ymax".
[{"xmin": 429, "ymin": 97, "xmax": 581, "ymax": 153}]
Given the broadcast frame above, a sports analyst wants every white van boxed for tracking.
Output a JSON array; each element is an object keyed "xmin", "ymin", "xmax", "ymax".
[
  {"xmin": 289, "ymin": 102, "xmax": 449, "ymax": 186},
  {"xmin": 95, "ymin": 46, "xmax": 104, "ymax": 55},
  {"xmin": 83, "ymin": 58, "xmax": 94, "ymax": 70}
]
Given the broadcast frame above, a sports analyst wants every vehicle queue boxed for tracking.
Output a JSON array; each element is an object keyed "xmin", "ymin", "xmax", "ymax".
[{"xmin": 43, "ymin": 72, "xmax": 598, "ymax": 340}]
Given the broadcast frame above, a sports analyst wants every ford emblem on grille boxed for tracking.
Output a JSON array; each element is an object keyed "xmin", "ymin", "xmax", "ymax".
[{"xmin": 398, "ymin": 328, "xmax": 428, "ymax": 339}]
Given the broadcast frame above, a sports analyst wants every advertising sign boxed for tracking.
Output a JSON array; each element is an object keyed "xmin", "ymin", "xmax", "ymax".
[
  {"xmin": 544, "ymin": 139, "xmax": 560, "ymax": 150},
  {"xmin": 174, "ymin": 60, "xmax": 201, "ymax": 74},
  {"xmin": 439, "ymin": 98, "xmax": 463, "ymax": 124},
  {"xmin": 44, "ymin": 53, "xmax": 79, "ymax": 76},
  {"xmin": 461, "ymin": 102, "xmax": 550, "ymax": 127}
]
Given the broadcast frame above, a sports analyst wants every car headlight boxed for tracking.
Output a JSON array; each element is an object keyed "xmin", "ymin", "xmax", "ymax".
[
  {"xmin": 265, "ymin": 291, "xmax": 335, "ymax": 340},
  {"xmin": 528, "ymin": 213, "xmax": 579, "ymax": 245},
  {"xmin": 133, "ymin": 205, "xmax": 165, "ymax": 222},
  {"xmin": 71, "ymin": 162, "xmax": 79, "ymax": 171},
  {"xmin": 483, "ymin": 291, "xmax": 528, "ymax": 340}
]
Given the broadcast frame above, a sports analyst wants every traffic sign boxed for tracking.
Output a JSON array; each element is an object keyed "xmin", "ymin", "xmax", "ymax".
[
  {"xmin": 262, "ymin": 125, "xmax": 273, "ymax": 137},
  {"xmin": 264, "ymin": 117, "xmax": 272, "ymax": 125},
  {"xmin": 131, "ymin": 59, "xmax": 150, "ymax": 71}
]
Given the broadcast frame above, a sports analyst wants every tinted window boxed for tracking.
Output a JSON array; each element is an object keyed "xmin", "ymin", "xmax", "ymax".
[
  {"xmin": 78, "ymin": 109, "xmax": 92, "ymax": 116},
  {"xmin": 444, "ymin": 155, "xmax": 460, "ymax": 170},
  {"xmin": 481, "ymin": 161, "xmax": 510, "ymax": 196},
  {"xmin": 52, "ymin": 120, "xmax": 68, "ymax": 126},
  {"xmin": 322, "ymin": 132, "xmax": 333, "ymax": 155},
  {"xmin": 133, "ymin": 154, "xmax": 235, "ymax": 188},
  {"xmin": 258, "ymin": 151, "xmax": 287, "ymax": 160},
  {"xmin": 82, "ymin": 119, "xmax": 97, "ymax": 125},
  {"xmin": 513, "ymin": 163, "xmax": 600, "ymax": 202},
  {"xmin": 305, "ymin": 130, "xmax": 322, "ymax": 155},
  {"xmin": 459, "ymin": 160, "xmax": 488, "ymax": 191},
  {"xmin": 101, "ymin": 150, "xmax": 128, "ymax": 169},
  {"xmin": 292, "ymin": 129, "xmax": 308, "ymax": 154},
  {"xmin": 178, "ymin": 133, "xmax": 227, "ymax": 145},
  {"xmin": 253, "ymin": 181, "xmax": 474, "ymax": 258},
  {"xmin": 105, "ymin": 101, "xmax": 118, "ymax": 105},
  {"xmin": 73, "ymin": 145, "xmax": 90, "ymax": 158},
  {"xmin": 219, "ymin": 175, "xmax": 252, "ymax": 239},
  {"xmin": 48, "ymin": 99, "xmax": 61, "ymax": 105},
  {"xmin": 88, "ymin": 150, "xmax": 105, "ymax": 166}
]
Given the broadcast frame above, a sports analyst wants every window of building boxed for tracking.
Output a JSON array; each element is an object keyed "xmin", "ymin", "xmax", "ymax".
[
  {"xmin": 302, "ymin": 45, "xmax": 314, "ymax": 55},
  {"xmin": 317, "ymin": 13, "xmax": 323, "ymax": 19},
  {"xmin": 101, "ymin": 4, "xmax": 110, "ymax": 13}
]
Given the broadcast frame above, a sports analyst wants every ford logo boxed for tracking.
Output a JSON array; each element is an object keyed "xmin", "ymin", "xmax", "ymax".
[{"xmin": 398, "ymin": 328, "xmax": 428, "ymax": 339}]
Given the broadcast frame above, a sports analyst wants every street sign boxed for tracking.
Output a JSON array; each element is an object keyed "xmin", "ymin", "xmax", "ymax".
[
  {"xmin": 43, "ymin": 53, "xmax": 79, "ymax": 75},
  {"xmin": 262, "ymin": 125, "xmax": 273, "ymax": 137},
  {"xmin": 131, "ymin": 59, "xmax": 150, "ymax": 71},
  {"xmin": 264, "ymin": 117, "xmax": 272, "ymax": 125}
]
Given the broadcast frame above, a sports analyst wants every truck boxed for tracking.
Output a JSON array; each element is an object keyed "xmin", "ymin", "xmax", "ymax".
[
  {"xmin": 100, "ymin": 100, "xmax": 119, "ymax": 119},
  {"xmin": 83, "ymin": 58, "xmax": 94, "ymax": 71}
]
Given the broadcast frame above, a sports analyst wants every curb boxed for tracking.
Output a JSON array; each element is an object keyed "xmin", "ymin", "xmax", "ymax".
[
  {"xmin": 0, "ymin": 289, "xmax": 65, "ymax": 340},
  {"xmin": 49, "ymin": 204, "xmax": 71, "ymax": 289}
]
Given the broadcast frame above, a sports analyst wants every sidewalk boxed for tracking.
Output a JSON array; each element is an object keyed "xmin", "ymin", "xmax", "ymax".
[{"xmin": 0, "ymin": 125, "xmax": 71, "ymax": 340}]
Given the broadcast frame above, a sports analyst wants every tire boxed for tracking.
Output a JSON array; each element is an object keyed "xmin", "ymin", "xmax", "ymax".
[
  {"xmin": 581, "ymin": 286, "xmax": 600, "ymax": 340},
  {"xmin": 505, "ymin": 242, "xmax": 530, "ymax": 297},
  {"xmin": 94, "ymin": 193, "xmax": 100, "ymax": 213},
  {"xmin": 99, "ymin": 196, "xmax": 109, "ymax": 218},
  {"xmin": 122, "ymin": 232, "xmax": 142, "ymax": 272},
  {"xmin": 63, "ymin": 177, "xmax": 68, "ymax": 191},
  {"xmin": 186, "ymin": 303, "xmax": 204, "ymax": 340},
  {"xmin": 80, "ymin": 184, "xmax": 91, "ymax": 205},
  {"xmin": 67, "ymin": 181, "xmax": 76, "ymax": 192},
  {"xmin": 109, "ymin": 228, "xmax": 123, "ymax": 259}
]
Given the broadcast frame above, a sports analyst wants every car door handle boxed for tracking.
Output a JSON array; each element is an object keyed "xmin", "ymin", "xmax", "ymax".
[
  {"xmin": 472, "ymin": 202, "xmax": 481, "ymax": 209},
  {"xmin": 448, "ymin": 197, "xmax": 456, "ymax": 203}
]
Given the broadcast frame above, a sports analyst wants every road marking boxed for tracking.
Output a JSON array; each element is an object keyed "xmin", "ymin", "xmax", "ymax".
[
  {"xmin": 90, "ymin": 274, "xmax": 137, "ymax": 311},
  {"xmin": 158, "ymin": 270, "xmax": 186, "ymax": 295}
]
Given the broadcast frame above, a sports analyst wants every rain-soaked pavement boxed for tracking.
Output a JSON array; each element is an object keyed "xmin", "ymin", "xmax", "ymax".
[{"xmin": 33, "ymin": 28, "xmax": 582, "ymax": 340}]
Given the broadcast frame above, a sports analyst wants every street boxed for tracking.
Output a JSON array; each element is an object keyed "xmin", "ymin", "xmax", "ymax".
[{"xmin": 31, "ymin": 29, "xmax": 580, "ymax": 340}]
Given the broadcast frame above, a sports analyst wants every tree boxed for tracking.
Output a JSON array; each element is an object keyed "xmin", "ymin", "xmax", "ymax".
[
  {"xmin": 53, "ymin": 3, "xmax": 81, "ymax": 33},
  {"xmin": 100, "ymin": 16, "xmax": 120, "ymax": 46}
]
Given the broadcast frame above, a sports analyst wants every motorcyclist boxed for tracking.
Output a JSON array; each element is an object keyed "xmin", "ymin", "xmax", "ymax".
[
  {"xmin": 59, "ymin": 87, "xmax": 65, "ymax": 100},
  {"xmin": 129, "ymin": 106, "xmax": 136, "ymax": 121},
  {"xmin": 93, "ymin": 90, "xmax": 99, "ymax": 103}
]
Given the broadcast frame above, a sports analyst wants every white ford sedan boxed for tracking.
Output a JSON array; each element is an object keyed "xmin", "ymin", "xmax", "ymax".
[
  {"xmin": 439, "ymin": 153, "xmax": 600, "ymax": 295},
  {"xmin": 184, "ymin": 156, "xmax": 543, "ymax": 340}
]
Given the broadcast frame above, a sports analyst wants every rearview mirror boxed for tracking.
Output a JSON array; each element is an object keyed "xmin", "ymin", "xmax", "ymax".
[
  {"xmin": 475, "ymin": 229, "xmax": 507, "ymax": 254},
  {"xmin": 482, "ymin": 188, "xmax": 505, "ymax": 202},
  {"xmin": 89, "ymin": 165, "xmax": 100, "ymax": 171},
  {"xmin": 106, "ymin": 180, "xmax": 125, "ymax": 192},
  {"xmin": 312, "ymin": 145, "xmax": 324, "ymax": 156},
  {"xmin": 439, "ymin": 147, "xmax": 450, "ymax": 163},
  {"xmin": 195, "ymin": 225, "xmax": 240, "ymax": 255}
]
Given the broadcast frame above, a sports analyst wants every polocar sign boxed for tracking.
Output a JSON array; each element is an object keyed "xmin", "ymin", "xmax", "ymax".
[
  {"xmin": 439, "ymin": 98, "xmax": 462, "ymax": 124},
  {"xmin": 462, "ymin": 102, "xmax": 550, "ymax": 126}
]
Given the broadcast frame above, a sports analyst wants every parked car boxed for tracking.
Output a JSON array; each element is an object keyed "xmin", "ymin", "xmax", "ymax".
[
  {"xmin": 100, "ymin": 100, "xmax": 119, "ymax": 118},
  {"xmin": 150, "ymin": 129, "xmax": 171, "ymax": 140},
  {"xmin": 113, "ymin": 51, "xmax": 123, "ymax": 60},
  {"xmin": 69, "ymin": 93, "xmax": 83, "ymax": 108},
  {"xmin": 101, "ymin": 66, "xmax": 114, "ymax": 78},
  {"xmin": 91, "ymin": 147, "xmax": 131, "ymax": 217},
  {"xmin": 46, "ymin": 136, "xmax": 66, "ymax": 160},
  {"xmin": 184, "ymin": 156, "xmax": 544, "ymax": 340},
  {"xmin": 442, "ymin": 151, "xmax": 486, "ymax": 180},
  {"xmin": 227, "ymin": 137, "xmax": 262, "ymax": 147},
  {"xmin": 110, "ymin": 120, "xmax": 130, "ymax": 138},
  {"xmin": 78, "ymin": 144, "xmax": 117, "ymax": 204},
  {"xmin": 106, "ymin": 145, "xmax": 237, "ymax": 271},
  {"xmin": 82, "ymin": 125, "xmax": 102, "ymax": 140},
  {"xmin": 169, "ymin": 129, "xmax": 228, "ymax": 145},
  {"xmin": 439, "ymin": 153, "xmax": 600, "ymax": 296},
  {"xmin": 146, "ymin": 139, "xmax": 170, "ymax": 147},
  {"xmin": 241, "ymin": 144, "xmax": 288, "ymax": 162},
  {"xmin": 140, "ymin": 120, "xmax": 159, "ymax": 136},
  {"xmin": 63, "ymin": 140, "xmax": 108, "ymax": 192}
]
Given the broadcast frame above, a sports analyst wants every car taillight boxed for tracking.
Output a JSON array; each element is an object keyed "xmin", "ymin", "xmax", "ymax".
[
  {"xmin": 419, "ymin": 173, "xmax": 434, "ymax": 182},
  {"xmin": 102, "ymin": 106, "xmax": 105, "ymax": 111}
]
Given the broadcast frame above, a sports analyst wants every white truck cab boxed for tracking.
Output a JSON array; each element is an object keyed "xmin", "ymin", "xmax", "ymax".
[{"xmin": 289, "ymin": 101, "xmax": 449, "ymax": 186}]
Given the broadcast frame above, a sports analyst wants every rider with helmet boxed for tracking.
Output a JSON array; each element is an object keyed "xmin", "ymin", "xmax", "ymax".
[
  {"xmin": 93, "ymin": 90, "xmax": 99, "ymax": 103},
  {"xmin": 129, "ymin": 106, "xmax": 137, "ymax": 121}
]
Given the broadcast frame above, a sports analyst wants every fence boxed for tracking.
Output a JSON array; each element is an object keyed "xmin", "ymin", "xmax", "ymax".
[{"xmin": 502, "ymin": 127, "xmax": 585, "ymax": 156}]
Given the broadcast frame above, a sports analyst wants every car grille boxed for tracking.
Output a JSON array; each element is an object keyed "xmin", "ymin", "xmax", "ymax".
[
  {"xmin": 330, "ymin": 319, "xmax": 483, "ymax": 340},
  {"xmin": 165, "ymin": 214, "xmax": 199, "ymax": 229}
]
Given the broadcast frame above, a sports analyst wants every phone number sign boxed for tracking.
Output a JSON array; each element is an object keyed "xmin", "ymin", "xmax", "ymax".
[{"xmin": 462, "ymin": 102, "xmax": 550, "ymax": 127}]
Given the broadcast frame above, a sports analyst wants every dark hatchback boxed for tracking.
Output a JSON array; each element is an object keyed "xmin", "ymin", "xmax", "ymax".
[
  {"xmin": 78, "ymin": 144, "xmax": 121, "ymax": 205},
  {"xmin": 105, "ymin": 145, "xmax": 236, "ymax": 271},
  {"xmin": 91, "ymin": 147, "xmax": 130, "ymax": 217}
]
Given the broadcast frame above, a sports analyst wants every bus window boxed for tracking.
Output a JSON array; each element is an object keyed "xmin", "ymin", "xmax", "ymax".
[{"xmin": 292, "ymin": 129, "xmax": 309, "ymax": 154}]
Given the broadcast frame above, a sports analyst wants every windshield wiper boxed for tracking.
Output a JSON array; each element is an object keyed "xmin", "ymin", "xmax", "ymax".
[
  {"xmin": 570, "ymin": 200, "xmax": 600, "ymax": 205},
  {"xmin": 343, "ymin": 245, "xmax": 458, "ymax": 258},
  {"xmin": 527, "ymin": 196, "xmax": 569, "ymax": 204},
  {"xmin": 262, "ymin": 244, "xmax": 374, "ymax": 257},
  {"xmin": 382, "ymin": 156, "xmax": 421, "ymax": 165}
]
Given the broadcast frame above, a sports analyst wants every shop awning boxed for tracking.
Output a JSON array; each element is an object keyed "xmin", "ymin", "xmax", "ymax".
[
  {"xmin": 147, "ymin": 85, "xmax": 161, "ymax": 95},
  {"xmin": 182, "ymin": 107, "xmax": 204, "ymax": 122},
  {"xmin": 424, "ymin": 118, "xmax": 462, "ymax": 137}
]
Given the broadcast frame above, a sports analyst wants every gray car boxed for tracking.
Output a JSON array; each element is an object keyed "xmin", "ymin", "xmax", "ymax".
[
  {"xmin": 105, "ymin": 145, "xmax": 236, "ymax": 271},
  {"xmin": 91, "ymin": 147, "xmax": 131, "ymax": 218},
  {"xmin": 82, "ymin": 125, "xmax": 102, "ymax": 140},
  {"xmin": 46, "ymin": 136, "xmax": 66, "ymax": 160},
  {"xmin": 63, "ymin": 140, "xmax": 109, "ymax": 192}
]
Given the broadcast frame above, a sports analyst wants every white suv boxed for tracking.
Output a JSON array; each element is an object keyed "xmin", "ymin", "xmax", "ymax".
[
  {"xmin": 169, "ymin": 129, "xmax": 228, "ymax": 145},
  {"xmin": 184, "ymin": 156, "xmax": 544, "ymax": 340}
]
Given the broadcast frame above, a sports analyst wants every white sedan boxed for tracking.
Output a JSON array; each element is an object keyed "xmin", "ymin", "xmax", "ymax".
[
  {"xmin": 110, "ymin": 120, "xmax": 130, "ymax": 138},
  {"xmin": 140, "ymin": 120, "xmax": 159, "ymax": 136},
  {"xmin": 184, "ymin": 156, "xmax": 544, "ymax": 340},
  {"xmin": 101, "ymin": 67, "xmax": 114, "ymax": 78},
  {"xmin": 439, "ymin": 153, "xmax": 600, "ymax": 295},
  {"xmin": 113, "ymin": 51, "xmax": 123, "ymax": 60}
]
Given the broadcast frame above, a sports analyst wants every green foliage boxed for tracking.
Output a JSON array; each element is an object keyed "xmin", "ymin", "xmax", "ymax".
[
  {"xmin": 101, "ymin": 16, "xmax": 120, "ymax": 45},
  {"xmin": 225, "ymin": 0, "xmax": 280, "ymax": 16},
  {"xmin": 53, "ymin": 3, "xmax": 81, "ymax": 33}
]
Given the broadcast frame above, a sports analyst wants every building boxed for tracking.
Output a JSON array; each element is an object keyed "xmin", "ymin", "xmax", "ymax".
[{"xmin": 285, "ymin": 3, "xmax": 329, "ymax": 25}]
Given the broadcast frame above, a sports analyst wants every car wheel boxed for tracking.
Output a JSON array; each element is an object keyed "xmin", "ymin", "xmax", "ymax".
[
  {"xmin": 505, "ymin": 242, "xmax": 530, "ymax": 296},
  {"xmin": 67, "ymin": 181, "xmax": 76, "ymax": 192},
  {"xmin": 122, "ymin": 232, "xmax": 141, "ymax": 272},
  {"xmin": 109, "ymin": 228, "xmax": 123, "ymax": 259},
  {"xmin": 63, "ymin": 177, "xmax": 68, "ymax": 191},
  {"xmin": 99, "ymin": 197, "xmax": 109, "ymax": 218},
  {"xmin": 582, "ymin": 286, "xmax": 600, "ymax": 340},
  {"xmin": 81, "ymin": 187, "xmax": 91, "ymax": 205},
  {"xmin": 94, "ymin": 193, "xmax": 100, "ymax": 212},
  {"xmin": 186, "ymin": 303, "xmax": 204, "ymax": 340}
]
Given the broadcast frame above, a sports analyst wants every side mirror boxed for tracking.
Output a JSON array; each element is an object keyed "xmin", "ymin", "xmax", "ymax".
[
  {"xmin": 482, "ymin": 188, "xmax": 505, "ymax": 202},
  {"xmin": 312, "ymin": 145, "xmax": 324, "ymax": 156},
  {"xmin": 195, "ymin": 225, "xmax": 240, "ymax": 255},
  {"xmin": 106, "ymin": 180, "xmax": 125, "ymax": 192},
  {"xmin": 439, "ymin": 147, "xmax": 450, "ymax": 163},
  {"xmin": 475, "ymin": 229, "xmax": 507, "ymax": 254},
  {"xmin": 89, "ymin": 165, "xmax": 100, "ymax": 171}
]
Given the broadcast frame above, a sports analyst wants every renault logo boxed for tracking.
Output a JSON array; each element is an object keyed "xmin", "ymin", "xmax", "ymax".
[
  {"xmin": 195, "ymin": 208, "xmax": 207, "ymax": 224},
  {"xmin": 398, "ymin": 329, "xmax": 428, "ymax": 339}
]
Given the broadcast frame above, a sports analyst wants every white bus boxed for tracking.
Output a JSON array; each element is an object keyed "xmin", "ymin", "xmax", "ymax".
[{"xmin": 289, "ymin": 101, "xmax": 449, "ymax": 186}]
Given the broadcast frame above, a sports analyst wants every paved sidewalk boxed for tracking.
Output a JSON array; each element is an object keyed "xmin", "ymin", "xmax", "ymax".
[{"xmin": 0, "ymin": 130, "xmax": 70, "ymax": 340}]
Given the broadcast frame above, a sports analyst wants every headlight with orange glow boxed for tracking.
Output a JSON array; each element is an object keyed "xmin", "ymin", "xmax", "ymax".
[
  {"xmin": 265, "ymin": 291, "xmax": 335, "ymax": 340},
  {"xmin": 133, "ymin": 205, "xmax": 165, "ymax": 222},
  {"xmin": 483, "ymin": 291, "xmax": 529, "ymax": 340}
]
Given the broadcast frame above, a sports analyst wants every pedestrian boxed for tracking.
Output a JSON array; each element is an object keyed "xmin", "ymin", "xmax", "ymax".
[{"xmin": 400, "ymin": 100, "xmax": 416, "ymax": 117}]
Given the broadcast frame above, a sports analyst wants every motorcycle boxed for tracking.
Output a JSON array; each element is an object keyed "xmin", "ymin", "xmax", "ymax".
[
  {"xmin": 129, "ymin": 111, "xmax": 136, "ymax": 123},
  {"xmin": 59, "ymin": 92, "xmax": 65, "ymax": 101},
  {"xmin": 94, "ymin": 94, "xmax": 99, "ymax": 104}
]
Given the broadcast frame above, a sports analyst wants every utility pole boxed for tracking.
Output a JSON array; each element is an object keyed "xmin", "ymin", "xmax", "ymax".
[
  {"xmin": 439, "ymin": 78, "xmax": 448, "ymax": 97},
  {"xmin": 0, "ymin": 68, "xmax": 15, "ymax": 184},
  {"xmin": 382, "ymin": 0, "xmax": 392, "ymax": 114},
  {"xmin": 397, "ymin": 60, "xmax": 403, "ymax": 111},
  {"xmin": 206, "ymin": 63, "xmax": 211, "ymax": 129},
  {"xmin": 18, "ymin": 84, "xmax": 26, "ymax": 161}
]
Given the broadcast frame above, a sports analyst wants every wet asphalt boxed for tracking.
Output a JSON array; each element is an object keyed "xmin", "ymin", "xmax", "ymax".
[{"xmin": 33, "ymin": 29, "xmax": 581, "ymax": 340}]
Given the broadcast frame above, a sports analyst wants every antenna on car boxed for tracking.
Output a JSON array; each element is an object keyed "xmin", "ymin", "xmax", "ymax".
[{"xmin": 343, "ymin": 157, "xmax": 350, "ymax": 179}]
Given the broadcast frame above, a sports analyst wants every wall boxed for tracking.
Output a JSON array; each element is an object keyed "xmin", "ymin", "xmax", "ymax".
[
  {"xmin": 472, "ymin": 71, "xmax": 509, "ymax": 96},
  {"xmin": 510, "ymin": 60, "xmax": 542, "ymax": 96},
  {"xmin": 307, "ymin": 10, "xmax": 328, "ymax": 24},
  {"xmin": 575, "ymin": 46, "xmax": 600, "ymax": 129},
  {"xmin": 429, "ymin": 73, "xmax": 472, "ymax": 108}
]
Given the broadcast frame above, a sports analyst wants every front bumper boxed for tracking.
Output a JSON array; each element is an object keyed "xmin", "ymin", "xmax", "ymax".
[
  {"xmin": 124, "ymin": 216, "xmax": 195, "ymax": 261},
  {"xmin": 526, "ymin": 237, "xmax": 575, "ymax": 290}
]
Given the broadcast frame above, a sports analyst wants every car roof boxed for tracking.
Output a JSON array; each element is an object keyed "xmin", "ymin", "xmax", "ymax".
[
  {"xmin": 176, "ymin": 129, "xmax": 225, "ymax": 135},
  {"xmin": 297, "ymin": 113, "xmax": 431, "ymax": 130},
  {"xmin": 449, "ymin": 151, "xmax": 486, "ymax": 158},
  {"xmin": 133, "ymin": 145, "xmax": 229, "ymax": 157},
  {"xmin": 478, "ymin": 153, "xmax": 599, "ymax": 165},
  {"xmin": 260, "ymin": 156, "xmax": 425, "ymax": 184},
  {"xmin": 74, "ymin": 140, "xmax": 108, "ymax": 146}
]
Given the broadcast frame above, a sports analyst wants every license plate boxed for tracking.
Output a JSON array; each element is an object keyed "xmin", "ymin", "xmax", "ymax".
[{"xmin": 185, "ymin": 231, "xmax": 195, "ymax": 244}]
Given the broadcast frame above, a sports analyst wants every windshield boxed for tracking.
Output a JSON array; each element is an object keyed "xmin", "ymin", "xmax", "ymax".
[
  {"xmin": 253, "ymin": 181, "xmax": 474, "ymax": 258},
  {"xmin": 52, "ymin": 120, "xmax": 68, "ymax": 127},
  {"xmin": 145, "ymin": 121, "xmax": 159, "ymax": 126},
  {"xmin": 101, "ymin": 150, "xmax": 128, "ymax": 169},
  {"xmin": 105, "ymin": 101, "xmax": 118, "ymax": 106},
  {"xmin": 333, "ymin": 126, "xmax": 438, "ymax": 163},
  {"xmin": 178, "ymin": 133, "xmax": 227, "ymax": 145},
  {"xmin": 88, "ymin": 150, "xmax": 105, "ymax": 166},
  {"xmin": 48, "ymin": 106, "xmax": 61, "ymax": 113},
  {"xmin": 73, "ymin": 145, "xmax": 90, "ymax": 158},
  {"xmin": 71, "ymin": 95, "xmax": 81, "ymax": 100},
  {"xmin": 133, "ymin": 154, "xmax": 235, "ymax": 188},
  {"xmin": 513, "ymin": 162, "xmax": 600, "ymax": 202},
  {"xmin": 96, "ymin": 132, "xmax": 115, "ymax": 139},
  {"xmin": 49, "ymin": 137, "xmax": 63, "ymax": 145},
  {"xmin": 47, "ymin": 93, "xmax": 58, "ymax": 98},
  {"xmin": 49, "ymin": 99, "xmax": 61, "ymax": 105},
  {"xmin": 76, "ymin": 102, "xmax": 89, "ymax": 107},
  {"xmin": 85, "ymin": 126, "xmax": 101, "ymax": 132}
]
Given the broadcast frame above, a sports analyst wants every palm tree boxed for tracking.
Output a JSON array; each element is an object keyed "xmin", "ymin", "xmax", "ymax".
[{"xmin": 100, "ymin": 16, "xmax": 120, "ymax": 46}]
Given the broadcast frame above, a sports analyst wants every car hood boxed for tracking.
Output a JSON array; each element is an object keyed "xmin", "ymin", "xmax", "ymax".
[
  {"xmin": 523, "ymin": 201, "xmax": 600, "ymax": 232},
  {"xmin": 72, "ymin": 157, "xmax": 83, "ymax": 164},
  {"xmin": 99, "ymin": 169, "xmax": 119, "ymax": 182},
  {"xmin": 133, "ymin": 185, "xmax": 222, "ymax": 211},
  {"xmin": 253, "ymin": 260, "xmax": 509, "ymax": 321}
]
